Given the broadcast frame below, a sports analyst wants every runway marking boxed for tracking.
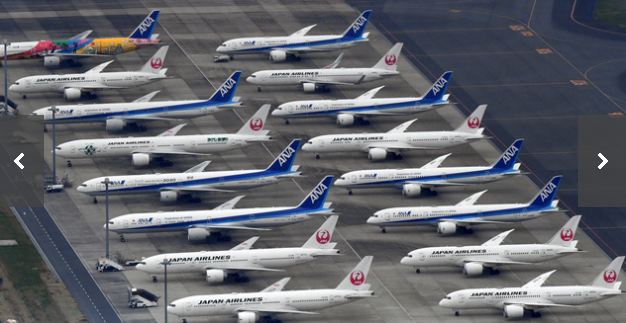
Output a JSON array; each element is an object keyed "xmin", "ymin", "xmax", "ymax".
[
  {"xmin": 536, "ymin": 48, "xmax": 553, "ymax": 54},
  {"xmin": 521, "ymin": 31, "xmax": 534, "ymax": 36},
  {"xmin": 510, "ymin": 25, "xmax": 526, "ymax": 30},
  {"xmin": 570, "ymin": 80, "xmax": 588, "ymax": 86}
]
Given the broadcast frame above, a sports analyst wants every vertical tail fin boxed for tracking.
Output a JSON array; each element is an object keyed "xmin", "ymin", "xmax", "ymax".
[
  {"xmin": 297, "ymin": 176, "xmax": 334, "ymax": 210},
  {"xmin": 266, "ymin": 139, "xmax": 301, "ymax": 172},
  {"xmin": 301, "ymin": 215, "xmax": 339, "ymax": 249},
  {"xmin": 206, "ymin": 71, "xmax": 242, "ymax": 105},
  {"xmin": 490, "ymin": 139, "xmax": 524, "ymax": 170},
  {"xmin": 128, "ymin": 10, "xmax": 160, "ymax": 39},
  {"xmin": 341, "ymin": 10, "xmax": 372, "ymax": 40},
  {"xmin": 422, "ymin": 71, "xmax": 452, "ymax": 102},
  {"xmin": 589, "ymin": 256, "xmax": 625, "ymax": 289},
  {"xmin": 546, "ymin": 215, "xmax": 582, "ymax": 246},
  {"xmin": 372, "ymin": 43, "xmax": 403, "ymax": 71},
  {"xmin": 336, "ymin": 256, "xmax": 374, "ymax": 290},
  {"xmin": 236, "ymin": 104, "xmax": 271, "ymax": 135},
  {"xmin": 528, "ymin": 176, "xmax": 562, "ymax": 208},
  {"xmin": 139, "ymin": 45, "xmax": 168, "ymax": 73},
  {"xmin": 454, "ymin": 104, "xmax": 486, "ymax": 133}
]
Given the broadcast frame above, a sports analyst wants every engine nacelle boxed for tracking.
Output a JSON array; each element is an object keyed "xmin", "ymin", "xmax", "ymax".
[
  {"xmin": 437, "ymin": 222, "xmax": 457, "ymax": 235},
  {"xmin": 237, "ymin": 311, "xmax": 260, "ymax": 323},
  {"xmin": 105, "ymin": 119, "xmax": 126, "ymax": 131},
  {"xmin": 367, "ymin": 148, "xmax": 387, "ymax": 160},
  {"xmin": 159, "ymin": 191, "xmax": 178, "ymax": 203},
  {"xmin": 188, "ymin": 227, "xmax": 210, "ymax": 242},
  {"xmin": 132, "ymin": 153, "xmax": 151, "ymax": 167},
  {"xmin": 462, "ymin": 262, "xmax": 484, "ymax": 276},
  {"xmin": 302, "ymin": 83, "xmax": 316, "ymax": 92},
  {"xmin": 402, "ymin": 184, "xmax": 422, "ymax": 197},
  {"xmin": 269, "ymin": 50, "xmax": 287, "ymax": 62},
  {"xmin": 44, "ymin": 56, "xmax": 61, "ymax": 67},
  {"xmin": 503, "ymin": 304, "xmax": 525, "ymax": 319},
  {"xmin": 63, "ymin": 88, "xmax": 82, "ymax": 100},
  {"xmin": 205, "ymin": 269, "xmax": 226, "ymax": 284},
  {"xmin": 336, "ymin": 114, "xmax": 355, "ymax": 126}
]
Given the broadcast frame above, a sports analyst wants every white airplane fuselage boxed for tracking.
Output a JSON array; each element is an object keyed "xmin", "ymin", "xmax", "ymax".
[
  {"xmin": 10, "ymin": 71, "xmax": 164, "ymax": 94},
  {"xmin": 217, "ymin": 35, "xmax": 361, "ymax": 55},
  {"xmin": 246, "ymin": 67, "xmax": 399, "ymax": 86},
  {"xmin": 137, "ymin": 247, "xmax": 340, "ymax": 275}
]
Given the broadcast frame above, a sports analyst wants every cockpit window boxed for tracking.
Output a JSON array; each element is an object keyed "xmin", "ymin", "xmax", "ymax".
[
  {"xmin": 81, "ymin": 184, "xmax": 87, "ymax": 187},
  {"xmin": 446, "ymin": 296, "xmax": 451, "ymax": 300},
  {"xmin": 108, "ymin": 221, "xmax": 114, "ymax": 224},
  {"xmin": 13, "ymin": 82, "xmax": 19, "ymax": 85},
  {"xmin": 307, "ymin": 141, "xmax": 313, "ymax": 145},
  {"xmin": 169, "ymin": 303, "xmax": 176, "ymax": 307},
  {"xmin": 406, "ymin": 254, "xmax": 412, "ymax": 258},
  {"xmin": 248, "ymin": 75, "xmax": 256, "ymax": 78},
  {"xmin": 221, "ymin": 43, "xmax": 227, "ymax": 47},
  {"xmin": 373, "ymin": 214, "xmax": 378, "ymax": 218},
  {"xmin": 340, "ymin": 177, "xmax": 345, "ymax": 180}
]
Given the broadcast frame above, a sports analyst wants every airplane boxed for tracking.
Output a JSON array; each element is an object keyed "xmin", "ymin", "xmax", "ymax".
[
  {"xmin": 54, "ymin": 104, "xmax": 272, "ymax": 167},
  {"xmin": 9, "ymin": 45, "xmax": 170, "ymax": 100},
  {"xmin": 333, "ymin": 138, "xmax": 526, "ymax": 196},
  {"xmin": 105, "ymin": 176, "xmax": 335, "ymax": 243},
  {"xmin": 271, "ymin": 71, "xmax": 452, "ymax": 126},
  {"xmin": 167, "ymin": 256, "xmax": 375, "ymax": 323},
  {"xmin": 439, "ymin": 256, "xmax": 625, "ymax": 319},
  {"xmin": 216, "ymin": 10, "xmax": 371, "ymax": 62},
  {"xmin": 367, "ymin": 175, "xmax": 562, "ymax": 234},
  {"xmin": 134, "ymin": 215, "xmax": 340, "ymax": 282},
  {"xmin": 400, "ymin": 215, "xmax": 582, "ymax": 275},
  {"xmin": 30, "ymin": 71, "xmax": 243, "ymax": 132},
  {"xmin": 77, "ymin": 139, "xmax": 303, "ymax": 204},
  {"xmin": 0, "ymin": 10, "xmax": 161, "ymax": 67},
  {"xmin": 301, "ymin": 104, "xmax": 487, "ymax": 160},
  {"xmin": 246, "ymin": 42, "xmax": 403, "ymax": 93}
]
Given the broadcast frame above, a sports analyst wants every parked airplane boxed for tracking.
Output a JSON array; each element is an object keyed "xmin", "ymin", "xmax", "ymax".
[
  {"xmin": 334, "ymin": 138, "xmax": 525, "ymax": 196},
  {"xmin": 0, "ymin": 10, "xmax": 161, "ymax": 67},
  {"xmin": 368, "ymin": 175, "xmax": 562, "ymax": 234},
  {"xmin": 302, "ymin": 104, "xmax": 487, "ymax": 160},
  {"xmin": 167, "ymin": 256, "xmax": 375, "ymax": 323},
  {"xmin": 216, "ymin": 10, "xmax": 371, "ymax": 61},
  {"xmin": 439, "ymin": 256, "xmax": 625, "ymax": 319},
  {"xmin": 246, "ymin": 43, "xmax": 403, "ymax": 92},
  {"xmin": 10, "ymin": 45, "xmax": 170, "ymax": 100},
  {"xmin": 135, "ymin": 215, "xmax": 340, "ymax": 282},
  {"xmin": 54, "ymin": 104, "xmax": 271, "ymax": 167},
  {"xmin": 30, "ymin": 71, "xmax": 243, "ymax": 132},
  {"xmin": 77, "ymin": 139, "xmax": 304, "ymax": 203},
  {"xmin": 271, "ymin": 71, "xmax": 452, "ymax": 126},
  {"xmin": 401, "ymin": 215, "xmax": 582, "ymax": 275},
  {"xmin": 106, "ymin": 176, "xmax": 335, "ymax": 242}
]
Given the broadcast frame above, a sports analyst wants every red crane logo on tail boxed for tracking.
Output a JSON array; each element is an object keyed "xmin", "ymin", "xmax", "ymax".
[
  {"xmin": 150, "ymin": 57, "xmax": 162, "ymax": 69},
  {"xmin": 249, "ymin": 117, "xmax": 263, "ymax": 131},
  {"xmin": 350, "ymin": 270, "xmax": 365, "ymax": 286},
  {"xmin": 316, "ymin": 229, "xmax": 330, "ymax": 244},
  {"xmin": 385, "ymin": 54, "xmax": 396, "ymax": 66},
  {"xmin": 467, "ymin": 116, "xmax": 480, "ymax": 129},
  {"xmin": 560, "ymin": 228, "xmax": 573, "ymax": 241},
  {"xmin": 604, "ymin": 270, "xmax": 617, "ymax": 283}
]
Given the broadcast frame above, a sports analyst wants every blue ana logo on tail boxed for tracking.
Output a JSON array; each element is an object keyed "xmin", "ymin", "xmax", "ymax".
[
  {"xmin": 540, "ymin": 182, "xmax": 558, "ymax": 202},
  {"xmin": 502, "ymin": 145, "xmax": 519, "ymax": 165},
  {"xmin": 278, "ymin": 146, "xmax": 296, "ymax": 167},
  {"xmin": 219, "ymin": 77, "xmax": 237, "ymax": 97},
  {"xmin": 352, "ymin": 15, "xmax": 368, "ymax": 33},
  {"xmin": 138, "ymin": 16, "xmax": 155, "ymax": 35},
  {"xmin": 431, "ymin": 77, "xmax": 448, "ymax": 96},
  {"xmin": 310, "ymin": 183, "xmax": 329, "ymax": 204}
]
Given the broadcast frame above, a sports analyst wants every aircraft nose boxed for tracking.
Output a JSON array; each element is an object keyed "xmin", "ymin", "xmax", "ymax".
[
  {"xmin": 246, "ymin": 76, "xmax": 255, "ymax": 83},
  {"xmin": 77, "ymin": 185, "xmax": 87, "ymax": 193},
  {"xmin": 301, "ymin": 143, "xmax": 311, "ymax": 151},
  {"xmin": 8, "ymin": 84, "xmax": 16, "ymax": 92},
  {"xmin": 366, "ymin": 216, "xmax": 375, "ymax": 224},
  {"xmin": 400, "ymin": 257, "xmax": 409, "ymax": 265},
  {"xmin": 439, "ymin": 299, "xmax": 445, "ymax": 307}
]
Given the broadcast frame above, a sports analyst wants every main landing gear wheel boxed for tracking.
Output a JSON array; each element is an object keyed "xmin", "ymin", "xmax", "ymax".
[
  {"xmin": 67, "ymin": 161, "xmax": 73, "ymax": 167},
  {"xmin": 490, "ymin": 268, "xmax": 500, "ymax": 275},
  {"xmin": 152, "ymin": 276, "xmax": 157, "ymax": 283},
  {"xmin": 23, "ymin": 95, "xmax": 27, "ymax": 99},
  {"xmin": 381, "ymin": 228, "xmax": 387, "ymax": 233},
  {"xmin": 190, "ymin": 197, "xmax": 202, "ymax": 203},
  {"xmin": 93, "ymin": 197, "xmax": 98, "ymax": 204},
  {"xmin": 285, "ymin": 120, "xmax": 290, "ymax": 125},
  {"xmin": 348, "ymin": 190, "xmax": 353, "ymax": 195},
  {"xmin": 44, "ymin": 126, "xmax": 48, "ymax": 132},
  {"xmin": 455, "ymin": 311, "xmax": 460, "ymax": 316},
  {"xmin": 315, "ymin": 154, "xmax": 320, "ymax": 159},
  {"xmin": 182, "ymin": 319, "xmax": 187, "ymax": 323},
  {"xmin": 120, "ymin": 237, "xmax": 126, "ymax": 242},
  {"xmin": 235, "ymin": 276, "xmax": 250, "ymax": 283},
  {"xmin": 159, "ymin": 161, "xmax": 174, "ymax": 167},
  {"xmin": 416, "ymin": 269, "xmax": 420, "ymax": 274},
  {"xmin": 463, "ymin": 227, "xmax": 474, "ymax": 234},
  {"xmin": 531, "ymin": 311, "xmax": 541, "ymax": 317},
  {"xmin": 257, "ymin": 86, "xmax": 262, "ymax": 92}
]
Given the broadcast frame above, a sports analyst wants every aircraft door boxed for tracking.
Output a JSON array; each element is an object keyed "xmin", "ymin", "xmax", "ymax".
[
  {"xmin": 70, "ymin": 146, "xmax": 76, "ymax": 153},
  {"xmin": 124, "ymin": 108, "xmax": 129, "ymax": 116},
  {"xmin": 351, "ymin": 175, "xmax": 357, "ymax": 183},
  {"xmin": 185, "ymin": 302, "xmax": 192, "ymax": 313},
  {"xmin": 458, "ymin": 294, "xmax": 465, "ymax": 304},
  {"xmin": 319, "ymin": 139, "xmax": 324, "ymax": 147},
  {"xmin": 546, "ymin": 249, "xmax": 555, "ymax": 257},
  {"xmin": 288, "ymin": 105, "xmax": 294, "ymax": 113},
  {"xmin": 250, "ymin": 214, "xmax": 256, "ymax": 223},
  {"xmin": 504, "ymin": 250, "xmax": 510, "ymax": 257},
  {"xmin": 219, "ymin": 177, "xmax": 225, "ymax": 186},
  {"xmin": 25, "ymin": 79, "xmax": 31, "ymax": 89},
  {"xmin": 285, "ymin": 297, "xmax": 291, "ymax": 306},
  {"xmin": 385, "ymin": 212, "xmax": 390, "ymax": 222},
  {"xmin": 123, "ymin": 219, "xmax": 129, "ymax": 228},
  {"xmin": 206, "ymin": 216, "xmax": 211, "ymax": 225},
  {"xmin": 177, "ymin": 176, "xmax": 183, "ymax": 187},
  {"xmin": 419, "ymin": 252, "xmax": 425, "ymax": 262}
]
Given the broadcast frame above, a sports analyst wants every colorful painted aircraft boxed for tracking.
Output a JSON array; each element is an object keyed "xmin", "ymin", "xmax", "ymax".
[{"xmin": 0, "ymin": 10, "xmax": 161, "ymax": 67}]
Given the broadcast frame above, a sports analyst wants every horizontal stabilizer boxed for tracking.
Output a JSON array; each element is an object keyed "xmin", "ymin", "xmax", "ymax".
[{"xmin": 184, "ymin": 161, "xmax": 210, "ymax": 173}]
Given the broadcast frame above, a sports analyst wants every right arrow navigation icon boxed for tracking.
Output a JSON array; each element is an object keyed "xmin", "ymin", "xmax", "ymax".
[{"xmin": 598, "ymin": 153, "xmax": 608, "ymax": 169}]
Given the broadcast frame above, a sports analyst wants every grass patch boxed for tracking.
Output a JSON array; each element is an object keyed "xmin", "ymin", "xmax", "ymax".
[{"xmin": 594, "ymin": 0, "xmax": 626, "ymax": 30}]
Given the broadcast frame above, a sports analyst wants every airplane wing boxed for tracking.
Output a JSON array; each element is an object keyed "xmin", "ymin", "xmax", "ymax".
[
  {"xmin": 84, "ymin": 60, "xmax": 114, "ymax": 74},
  {"xmin": 229, "ymin": 236, "xmax": 259, "ymax": 251},
  {"xmin": 456, "ymin": 190, "xmax": 488, "ymax": 207},
  {"xmin": 203, "ymin": 263, "xmax": 284, "ymax": 272},
  {"xmin": 213, "ymin": 195, "xmax": 245, "ymax": 210},
  {"xmin": 403, "ymin": 181, "xmax": 469, "ymax": 188},
  {"xmin": 420, "ymin": 153, "xmax": 452, "ymax": 170},
  {"xmin": 69, "ymin": 30, "xmax": 93, "ymax": 40},
  {"xmin": 260, "ymin": 277, "xmax": 291, "ymax": 293},
  {"xmin": 504, "ymin": 300, "xmax": 577, "ymax": 309},
  {"xmin": 157, "ymin": 123, "xmax": 186, "ymax": 137},
  {"xmin": 166, "ymin": 187, "xmax": 236, "ymax": 193},
  {"xmin": 132, "ymin": 91, "xmax": 161, "ymax": 103},
  {"xmin": 387, "ymin": 119, "xmax": 417, "ymax": 133},
  {"xmin": 111, "ymin": 115, "xmax": 182, "ymax": 121},
  {"xmin": 184, "ymin": 161, "xmax": 210, "ymax": 173},
  {"xmin": 480, "ymin": 229, "xmax": 515, "ymax": 246},
  {"xmin": 324, "ymin": 53, "xmax": 343, "ymax": 69},
  {"xmin": 289, "ymin": 24, "xmax": 317, "ymax": 37},
  {"xmin": 191, "ymin": 224, "xmax": 271, "ymax": 231},
  {"xmin": 448, "ymin": 218, "xmax": 511, "ymax": 225},
  {"xmin": 521, "ymin": 270, "xmax": 556, "ymax": 289},
  {"xmin": 462, "ymin": 258, "xmax": 533, "ymax": 266},
  {"xmin": 235, "ymin": 307, "xmax": 318, "ymax": 316},
  {"xmin": 131, "ymin": 149, "xmax": 210, "ymax": 156},
  {"xmin": 355, "ymin": 86, "xmax": 385, "ymax": 100},
  {"xmin": 298, "ymin": 79, "xmax": 357, "ymax": 86}
]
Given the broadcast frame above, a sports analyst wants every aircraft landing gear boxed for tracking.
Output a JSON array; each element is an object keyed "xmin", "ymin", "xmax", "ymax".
[
  {"xmin": 455, "ymin": 311, "xmax": 460, "ymax": 316},
  {"xmin": 489, "ymin": 268, "xmax": 500, "ymax": 275},
  {"xmin": 257, "ymin": 86, "xmax": 262, "ymax": 92},
  {"xmin": 217, "ymin": 234, "xmax": 232, "ymax": 242},
  {"xmin": 285, "ymin": 119, "xmax": 290, "ymax": 125},
  {"xmin": 93, "ymin": 197, "xmax": 98, "ymax": 204},
  {"xmin": 190, "ymin": 197, "xmax": 202, "ymax": 203},
  {"xmin": 381, "ymin": 228, "xmax": 386, "ymax": 233},
  {"xmin": 416, "ymin": 268, "xmax": 420, "ymax": 274},
  {"xmin": 159, "ymin": 160, "xmax": 174, "ymax": 167},
  {"xmin": 44, "ymin": 126, "xmax": 48, "ymax": 132},
  {"xmin": 530, "ymin": 310, "xmax": 541, "ymax": 317},
  {"xmin": 394, "ymin": 153, "xmax": 403, "ymax": 160},
  {"xmin": 120, "ymin": 235, "xmax": 126, "ymax": 242},
  {"xmin": 182, "ymin": 319, "xmax": 188, "ymax": 323},
  {"xmin": 348, "ymin": 190, "xmax": 353, "ymax": 195},
  {"xmin": 67, "ymin": 161, "xmax": 73, "ymax": 167},
  {"xmin": 152, "ymin": 276, "xmax": 157, "ymax": 283},
  {"xmin": 463, "ymin": 227, "xmax": 474, "ymax": 234},
  {"xmin": 234, "ymin": 275, "xmax": 250, "ymax": 283},
  {"xmin": 315, "ymin": 154, "xmax": 320, "ymax": 159},
  {"xmin": 22, "ymin": 94, "xmax": 27, "ymax": 99}
]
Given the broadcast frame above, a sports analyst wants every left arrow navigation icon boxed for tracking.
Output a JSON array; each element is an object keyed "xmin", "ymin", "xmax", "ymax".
[{"xmin": 14, "ymin": 153, "xmax": 24, "ymax": 169}]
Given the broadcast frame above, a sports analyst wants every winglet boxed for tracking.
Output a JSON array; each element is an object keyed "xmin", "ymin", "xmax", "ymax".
[
  {"xmin": 372, "ymin": 43, "xmax": 403, "ymax": 71},
  {"xmin": 490, "ymin": 139, "xmax": 524, "ymax": 171},
  {"xmin": 481, "ymin": 229, "xmax": 514, "ymax": 247},
  {"xmin": 297, "ymin": 176, "xmax": 334, "ymax": 210},
  {"xmin": 237, "ymin": 104, "xmax": 271, "ymax": 135},
  {"xmin": 546, "ymin": 215, "xmax": 582, "ymax": 247},
  {"xmin": 589, "ymin": 256, "xmax": 625, "ymax": 289},
  {"xmin": 324, "ymin": 53, "xmax": 344, "ymax": 69},
  {"xmin": 157, "ymin": 123, "xmax": 186, "ymax": 137},
  {"xmin": 422, "ymin": 71, "xmax": 452, "ymax": 103},
  {"xmin": 206, "ymin": 71, "xmax": 242, "ymax": 104},
  {"xmin": 454, "ymin": 104, "xmax": 486, "ymax": 133},
  {"xmin": 336, "ymin": 256, "xmax": 373, "ymax": 290},
  {"xmin": 301, "ymin": 215, "xmax": 339, "ymax": 249},
  {"xmin": 260, "ymin": 277, "xmax": 291, "ymax": 293},
  {"xmin": 266, "ymin": 139, "xmax": 301, "ymax": 172},
  {"xmin": 528, "ymin": 176, "xmax": 562, "ymax": 208},
  {"xmin": 456, "ymin": 190, "xmax": 488, "ymax": 207},
  {"xmin": 132, "ymin": 90, "xmax": 161, "ymax": 103},
  {"xmin": 139, "ymin": 45, "xmax": 168, "ymax": 73},
  {"xmin": 341, "ymin": 10, "xmax": 372, "ymax": 39},
  {"xmin": 522, "ymin": 270, "xmax": 557, "ymax": 289},
  {"xmin": 387, "ymin": 119, "xmax": 417, "ymax": 133},
  {"xmin": 128, "ymin": 10, "xmax": 160, "ymax": 39},
  {"xmin": 230, "ymin": 236, "xmax": 259, "ymax": 251},
  {"xmin": 184, "ymin": 161, "xmax": 211, "ymax": 173},
  {"xmin": 85, "ymin": 60, "xmax": 114, "ymax": 74},
  {"xmin": 420, "ymin": 153, "xmax": 452, "ymax": 169},
  {"xmin": 213, "ymin": 195, "xmax": 245, "ymax": 211},
  {"xmin": 355, "ymin": 86, "xmax": 385, "ymax": 100}
]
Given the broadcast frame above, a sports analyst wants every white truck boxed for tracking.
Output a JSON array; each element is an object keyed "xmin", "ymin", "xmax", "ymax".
[{"xmin": 128, "ymin": 287, "xmax": 159, "ymax": 308}]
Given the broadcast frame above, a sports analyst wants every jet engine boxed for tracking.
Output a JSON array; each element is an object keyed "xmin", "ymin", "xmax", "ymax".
[
  {"xmin": 269, "ymin": 50, "xmax": 287, "ymax": 62},
  {"xmin": 105, "ymin": 119, "xmax": 126, "ymax": 131},
  {"xmin": 503, "ymin": 304, "xmax": 525, "ymax": 319},
  {"xmin": 437, "ymin": 222, "xmax": 457, "ymax": 235},
  {"xmin": 44, "ymin": 56, "xmax": 61, "ymax": 67},
  {"xmin": 188, "ymin": 228, "xmax": 210, "ymax": 242},
  {"xmin": 63, "ymin": 88, "xmax": 82, "ymax": 100},
  {"xmin": 205, "ymin": 269, "xmax": 227, "ymax": 284},
  {"xmin": 302, "ymin": 83, "xmax": 316, "ymax": 92},
  {"xmin": 131, "ymin": 153, "xmax": 151, "ymax": 166},
  {"xmin": 367, "ymin": 148, "xmax": 387, "ymax": 160},
  {"xmin": 237, "ymin": 311, "xmax": 260, "ymax": 323},
  {"xmin": 336, "ymin": 114, "xmax": 355, "ymax": 126},
  {"xmin": 462, "ymin": 262, "xmax": 484, "ymax": 276},
  {"xmin": 402, "ymin": 184, "xmax": 421, "ymax": 197},
  {"xmin": 159, "ymin": 191, "xmax": 178, "ymax": 203}
]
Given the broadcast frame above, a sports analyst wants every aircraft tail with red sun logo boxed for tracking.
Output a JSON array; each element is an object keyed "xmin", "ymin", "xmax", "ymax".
[
  {"xmin": 336, "ymin": 256, "xmax": 374, "ymax": 291},
  {"xmin": 372, "ymin": 42, "xmax": 403, "ymax": 71},
  {"xmin": 546, "ymin": 215, "xmax": 581, "ymax": 248},
  {"xmin": 236, "ymin": 104, "xmax": 271, "ymax": 137},
  {"xmin": 139, "ymin": 45, "xmax": 169, "ymax": 74},
  {"xmin": 454, "ymin": 104, "xmax": 486, "ymax": 134},
  {"xmin": 589, "ymin": 256, "xmax": 624, "ymax": 290},
  {"xmin": 301, "ymin": 215, "xmax": 339, "ymax": 249}
]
